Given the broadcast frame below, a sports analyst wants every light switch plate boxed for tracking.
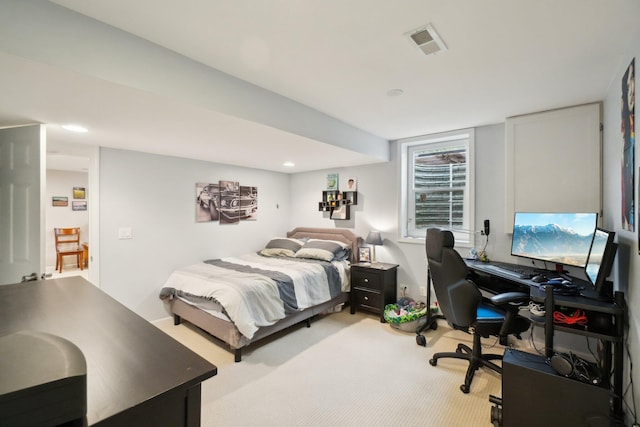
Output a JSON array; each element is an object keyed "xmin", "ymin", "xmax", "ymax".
[{"xmin": 118, "ymin": 227, "xmax": 132, "ymax": 239}]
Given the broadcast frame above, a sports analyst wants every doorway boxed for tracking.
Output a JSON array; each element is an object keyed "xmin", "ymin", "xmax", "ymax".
[{"xmin": 46, "ymin": 140, "xmax": 99, "ymax": 285}]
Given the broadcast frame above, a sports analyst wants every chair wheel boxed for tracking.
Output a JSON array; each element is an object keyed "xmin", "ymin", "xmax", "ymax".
[
  {"xmin": 430, "ymin": 322, "xmax": 438, "ymax": 330},
  {"xmin": 429, "ymin": 358, "xmax": 437, "ymax": 366},
  {"xmin": 416, "ymin": 334, "xmax": 427, "ymax": 346},
  {"xmin": 460, "ymin": 384, "xmax": 470, "ymax": 393}
]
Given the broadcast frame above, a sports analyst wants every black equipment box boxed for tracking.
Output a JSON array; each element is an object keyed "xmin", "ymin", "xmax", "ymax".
[{"xmin": 501, "ymin": 348, "xmax": 612, "ymax": 427}]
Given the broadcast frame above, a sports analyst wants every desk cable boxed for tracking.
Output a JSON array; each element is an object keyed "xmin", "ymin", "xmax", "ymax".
[{"xmin": 552, "ymin": 309, "xmax": 588, "ymax": 326}]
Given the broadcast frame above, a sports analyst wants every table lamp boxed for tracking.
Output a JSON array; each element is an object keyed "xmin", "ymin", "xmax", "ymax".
[{"xmin": 365, "ymin": 231, "xmax": 383, "ymax": 264}]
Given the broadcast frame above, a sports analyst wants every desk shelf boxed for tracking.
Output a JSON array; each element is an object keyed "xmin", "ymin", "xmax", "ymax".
[
  {"xmin": 530, "ymin": 286, "xmax": 622, "ymax": 315},
  {"xmin": 538, "ymin": 286, "xmax": 625, "ymax": 418},
  {"xmin": 466, "ymin": 259, "xmax": 626, "ymax": 420},
  {"xmin": 551, "ymin": 324, "xmax": 622, "ymax": 342}
]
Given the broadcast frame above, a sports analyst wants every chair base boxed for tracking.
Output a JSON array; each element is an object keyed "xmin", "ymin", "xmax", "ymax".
[
  {"xmin": 55, "ymin": 253, "xmax": 84, "ymax": 274},
  {"xmin": 429, "ymin": 332, "xmax": 502, "ymax": 393},
  {"xmin": 415, "ymin": 313, "xmax": 445, "ymax": 347}
]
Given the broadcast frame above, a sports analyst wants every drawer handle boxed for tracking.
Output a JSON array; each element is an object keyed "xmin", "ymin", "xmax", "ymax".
[
  {"xmin": 364, "ymin": 296, "xmax": 369, "ymax": 301},
  {"xmin": 364, "ymin": 278, "xmax": 369, "ymax": 283}
]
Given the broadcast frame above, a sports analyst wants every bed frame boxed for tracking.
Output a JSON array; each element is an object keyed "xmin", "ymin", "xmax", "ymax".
[{"xmin": 168, "ymin": 227, "xmax": 362, "ymax": 362}]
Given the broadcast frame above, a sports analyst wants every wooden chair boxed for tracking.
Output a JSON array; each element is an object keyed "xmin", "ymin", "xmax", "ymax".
[{"xmin": 54, "ymin": 228, "xmax": 84, "ymax": 273}]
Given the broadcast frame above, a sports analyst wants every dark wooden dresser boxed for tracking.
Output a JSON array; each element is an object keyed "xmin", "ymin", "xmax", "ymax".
[{"xmin": 0, "ymin": 277, "xmax": 217, "ymax": 427}]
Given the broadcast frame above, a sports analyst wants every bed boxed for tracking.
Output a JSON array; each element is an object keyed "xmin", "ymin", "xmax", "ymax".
[{"xmin": 159, "ymin": 227, "xmax": 361, "ymax": 362}]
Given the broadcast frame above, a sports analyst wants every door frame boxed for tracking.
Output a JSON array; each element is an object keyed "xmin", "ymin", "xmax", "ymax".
[{"xmin": 87, "ymin": 145, "xmax": 100, "ymax": 286}]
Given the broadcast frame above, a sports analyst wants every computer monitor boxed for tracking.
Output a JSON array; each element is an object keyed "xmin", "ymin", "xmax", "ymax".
[
  {"xmin": 511, "ymin": 212, "xmax": 598, "ymax": 270},
  {"xmin": 582, "ymin": 228, "xmax": 617, "ymax": 300}
]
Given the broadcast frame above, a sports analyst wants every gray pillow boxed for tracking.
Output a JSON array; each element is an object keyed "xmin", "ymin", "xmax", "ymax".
[
  {"xmin": 260, "ymin": 238, "xmax": 305, "ymax": 257},
  {"xmin": 295, "ymin": 239, "xmax": 349, "ymax": 262}
]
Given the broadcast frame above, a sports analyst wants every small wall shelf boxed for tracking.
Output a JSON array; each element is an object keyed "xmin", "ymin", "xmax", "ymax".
[{"xmin": 318, "ymin": 191, "xmax": 357, "ymax": 220}]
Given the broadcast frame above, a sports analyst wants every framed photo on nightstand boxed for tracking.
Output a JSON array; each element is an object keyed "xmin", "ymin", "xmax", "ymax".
[{"xmin": 358, "ymin": 247, "xmax": 371, "ymax": 263}]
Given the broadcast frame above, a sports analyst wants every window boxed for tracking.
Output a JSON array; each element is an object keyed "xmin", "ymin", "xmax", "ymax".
[{"xmin": 400, "ymin": 129, "xmax": 475, "ymax": 246}]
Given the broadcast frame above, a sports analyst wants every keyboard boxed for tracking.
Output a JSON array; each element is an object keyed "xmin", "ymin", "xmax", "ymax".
[{"xmin": 477, "ymin": 263, "xmax": 537, "ymax": 280}]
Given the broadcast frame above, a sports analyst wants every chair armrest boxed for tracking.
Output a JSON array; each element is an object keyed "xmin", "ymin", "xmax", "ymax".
[
  {"xmin": 489, "ymin": 291, "xmax": 530, "ymax": 307},
  {"xmin": 492, "ymin": 291, "xmax": 532, "ymax": 342}
]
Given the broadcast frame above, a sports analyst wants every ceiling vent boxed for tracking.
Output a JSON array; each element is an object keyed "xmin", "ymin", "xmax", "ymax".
[{"xmin": 405, "ymin": 24, "xmax": 447, "ymax": 56}]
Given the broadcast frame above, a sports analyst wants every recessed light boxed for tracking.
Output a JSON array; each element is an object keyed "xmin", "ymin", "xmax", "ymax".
[
  {"xmin": 283, "ymin": 161, "xmax": 295, "ymax": 167},
  {"xmin": 387, "ymin": 89, "xmax": 404, "ymax": 97},
  {"xmin": 61, "ymin": 124, "xmax": 88, "ymax": 133}
]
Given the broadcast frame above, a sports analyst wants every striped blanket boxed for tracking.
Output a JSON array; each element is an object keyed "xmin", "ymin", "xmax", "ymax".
[{"xmin": 159, "ymin": 253, "xmax": 349, "ymax": 339}]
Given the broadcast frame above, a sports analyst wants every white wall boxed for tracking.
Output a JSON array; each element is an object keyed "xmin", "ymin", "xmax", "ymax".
[
  {"xmin": 45, "ymin": 169, "xmax": 89, "ymax": 272},
  {"xmin": 99, "ymin": 148, "xmax": 291, "ymax": 320}
]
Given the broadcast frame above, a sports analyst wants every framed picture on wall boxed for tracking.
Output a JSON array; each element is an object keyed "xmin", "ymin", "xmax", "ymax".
[
  {"xmin": 52, "ymin": 196, "xmax": 68, "ymax": 207},
  {"xmin": 73, "ymin": 187, "xmax": 86, "ymax": 199},
  {"xmin": 326, "ymin": 173, "xmax": 339, "ymax": 190},
  {"xmin": 342, "ymin": 176, "xmax": 357, "ymax": 191},
  {"xmin": 72, "ymin": 201, "xmax": 87, "ymax": 211}
]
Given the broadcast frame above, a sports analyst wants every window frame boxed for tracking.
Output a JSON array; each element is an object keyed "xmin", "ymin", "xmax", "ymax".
[{"xmin": 399, "ymin": 128, "xmax": 475, "ymax": 247}]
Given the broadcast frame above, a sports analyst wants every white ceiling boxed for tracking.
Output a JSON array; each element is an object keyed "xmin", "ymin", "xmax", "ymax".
[{"xmin": 1, "ymin": 0, "xmax": 639, "ymax": 172}]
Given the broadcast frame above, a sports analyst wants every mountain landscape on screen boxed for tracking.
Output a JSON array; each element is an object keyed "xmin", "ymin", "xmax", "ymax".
[{"xmin": 512, "ymin": 224, "xmax": 594, "ymax": 267}]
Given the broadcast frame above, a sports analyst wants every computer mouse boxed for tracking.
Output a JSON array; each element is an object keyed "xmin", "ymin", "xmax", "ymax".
[{"xmin": 531, "ymin": 275, "xmax": 547, "ymax": 283}]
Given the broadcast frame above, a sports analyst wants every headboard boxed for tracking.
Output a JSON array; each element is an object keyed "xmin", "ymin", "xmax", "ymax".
[{"xmin": 286, "ymin": 227, "xmax": 362, "ymax": 264}]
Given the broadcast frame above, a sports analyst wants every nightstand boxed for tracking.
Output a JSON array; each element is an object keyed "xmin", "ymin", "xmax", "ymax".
[{"xmin": 350, "ymin": 262, "xmax": 398, "ymax": 322}]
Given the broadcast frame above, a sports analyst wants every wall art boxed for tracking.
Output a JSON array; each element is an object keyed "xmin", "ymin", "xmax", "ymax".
[
  {"xmin": 621, "ymin": 58, "xmax": 635, "ymax": 232},
  {"xmin": 195, "ymin": 181, "xmax": 258, "ymax": 224},
  {"xmin": 52, "ymin": 196, "xmax": 68, "ymax": 207},
  {"xmin": 326, "ymin": 173, "xmax": 339, "ymax": 190},
  {"xmin": 72, "ymin": 201, "xmax": 87, "ymax": 211},
  {"xmin": 73, "ymin": 187, "xmax": 86, "ymax": 199},
  {"xmin": 342, "ymin": 176, "xmax": 357, "ymax": 191},
  {"xmin": 196, "ymin": 182, "xmax": 220, "ymax": 222}
]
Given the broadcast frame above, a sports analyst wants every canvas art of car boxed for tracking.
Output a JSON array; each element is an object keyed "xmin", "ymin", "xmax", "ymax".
[{"xmin": 196, "ymin": 182, "xmax": 257, "ymax": 223}]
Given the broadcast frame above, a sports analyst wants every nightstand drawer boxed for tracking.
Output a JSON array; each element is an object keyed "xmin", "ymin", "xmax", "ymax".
[
  {"xmin": 351, "ymin": 269, "xmax": 383, "ymax": 290},
  {"xmin": 352, "ymin": 288, "xmax": 382, "ymax": 312}
]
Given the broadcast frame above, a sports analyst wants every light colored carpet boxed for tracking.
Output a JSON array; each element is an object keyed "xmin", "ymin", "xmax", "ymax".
[{"xmin": 155, "ymin": 310, "xmax": 534, "ymax": 427}]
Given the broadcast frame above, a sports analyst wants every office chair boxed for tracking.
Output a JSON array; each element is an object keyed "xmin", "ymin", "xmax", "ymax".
[{"xmin": 425, "ymin": 228, "xmax": 530, "ymax": 393}]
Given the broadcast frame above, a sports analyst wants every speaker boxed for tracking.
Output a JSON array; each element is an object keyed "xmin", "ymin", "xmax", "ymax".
[
  {"xmin": 550, "ymin": 352, "xmax": 602, "ymax": 385},
  {"xmin": 501, "ymin": 349, "xmax": 612, "ymax": 427},
  {"xmin": 550, "ymin": 353, "xmax": 574, "ymax": 376}
]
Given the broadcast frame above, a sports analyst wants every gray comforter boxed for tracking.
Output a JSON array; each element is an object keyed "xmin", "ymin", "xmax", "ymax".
[{"xmin": 160, "ymin": 253, "xmax": 349, "ymax": 339}]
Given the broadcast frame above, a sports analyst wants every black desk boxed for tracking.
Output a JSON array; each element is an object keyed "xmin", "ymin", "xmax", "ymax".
[
  {"xmin": 465, "ymin": 259, "xmax": 550, "ymax": 293},
  {"xmin": 465, "ymin": 260, "xmax": 625, "ymax": 418},
  {"xmin": 0, "ymin": 277, "xmax": 218, "ymax": 427}
]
